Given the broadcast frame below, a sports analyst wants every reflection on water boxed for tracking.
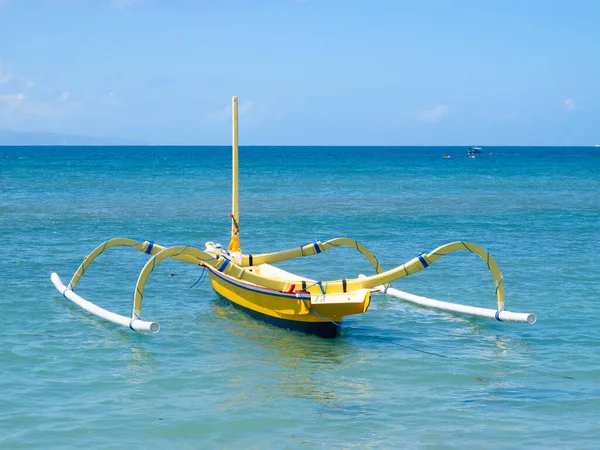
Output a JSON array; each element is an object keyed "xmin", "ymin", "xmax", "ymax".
[
  {"xmin": 121, "ymin": 343, "xmax": 158, "ymax": 385},
  {"xmin": 209, "ymin": 298, "xmax": 353, "ymax": 364},
  {"xmin": 462, "ymin": 326, "xmax": 533, "ymax": 364},
  {"xmin": 207, "ymin": 299, "xmax": 372, "ymax": 412}
]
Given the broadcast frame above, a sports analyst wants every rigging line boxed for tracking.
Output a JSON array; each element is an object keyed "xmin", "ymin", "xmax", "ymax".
[
  {"xmin": 229, "ymin": 213, "xmax": 240, "ymax": 232},
  {"xmin": 190, "ymin": 268, "xmax": 207, "ymax": 288},
  {"xmin": 385, "ymin": 340, "xmax": 450, "ymax": 359},
  {"xmin": 311, "ymin": 310, "xmax": 342, "ymax": 328},
  {"xmin": 348, "ymin": 329, "xmax": 451, "ymax": 359}
]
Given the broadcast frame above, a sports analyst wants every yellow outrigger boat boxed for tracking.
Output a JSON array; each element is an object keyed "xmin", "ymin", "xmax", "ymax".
[{"xmin": 51, "ymin": 97, "xmax": 536, "ymax": 337}]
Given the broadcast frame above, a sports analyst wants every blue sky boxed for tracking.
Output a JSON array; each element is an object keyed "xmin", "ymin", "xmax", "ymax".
[{"xmin": 1, "ymin": 0, "xmax": 599, "ymax": 145}]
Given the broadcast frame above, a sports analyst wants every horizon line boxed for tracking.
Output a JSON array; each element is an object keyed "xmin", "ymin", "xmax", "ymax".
[{"xmin": 1, "ymin": 144, "xmax": 599, "ymax": 148}]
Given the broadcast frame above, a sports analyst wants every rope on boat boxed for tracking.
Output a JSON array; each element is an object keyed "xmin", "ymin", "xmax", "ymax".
[
  {"xmin": 310, "ymin": 310, "xmax": 342, "ymax": 328},
  {"xmin": 228, "ymin": 213, "xmax": 241, "ymax": 252},
  {"xmin": 190, "ymin": 267, "xmax": 207, "ymax": 288}
]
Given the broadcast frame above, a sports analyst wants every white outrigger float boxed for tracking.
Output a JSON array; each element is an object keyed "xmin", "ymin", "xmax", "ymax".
[{"xmin": 51, "ymin": 97, "xmax": 536, "ymax": 337}]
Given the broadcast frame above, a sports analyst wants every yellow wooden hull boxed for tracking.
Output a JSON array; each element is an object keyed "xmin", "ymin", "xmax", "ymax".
[{"xmin": 205, "ymin": 264, "xmax": 371, "ymax": 338}]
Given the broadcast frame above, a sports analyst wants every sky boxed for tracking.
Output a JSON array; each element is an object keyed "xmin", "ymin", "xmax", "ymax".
[{"xmin": 1, "ymin": 0, "xmax": 599, "ymax": 145}]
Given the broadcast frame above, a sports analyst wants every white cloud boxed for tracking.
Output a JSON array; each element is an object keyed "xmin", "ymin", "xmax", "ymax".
[
  {"xmin": 564, "ymin": 99, "xmax": 576, "ymax": 111},
  {"xmin": 0, "ymin": 92, "xmax": 62, "ymax": 118},
  {"xmin": 0, "ymin": 93, "xmax": 25, "ymax": 106},
  {"xmin": 418, "ymin": 104, "xmax": 450, "ymax": 123},
  {"xmin": 0, "ymin": 62, "xmax": 38, "ymax": 89},
  {"xmin": 206, "ymin": 100, "xmax": 259, "ymax": 122},
  {"xmin": 0, "ymin": 64, "xmax": 119, "ymax": 128},
  {"xmin": 0, "ymin": 62, "xmax": 13, "ymax": 84}
]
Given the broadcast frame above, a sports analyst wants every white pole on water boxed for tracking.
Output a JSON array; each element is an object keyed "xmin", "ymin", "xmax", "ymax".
[
  {"xmin": 383, "ymin": 286, "xmax": 536, "ymax": 324},
  {"xmin": 358, "ymin": 275, "xmax": 536, "ymax": 324},
  {"xmin": 51, "ymin": 273, "xmax": 160, "ymax": 332}
]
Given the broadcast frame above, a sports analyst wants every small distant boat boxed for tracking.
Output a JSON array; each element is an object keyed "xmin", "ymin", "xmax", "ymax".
[
  {"xmin": 468, "ymin": 146, "xmax": 483, "ymax": 155},
  {"xmin": 443, "ymin": 153, "xmax": 451, "ymax": 159},
  {"xmin": 469, "ymin": 155, "xmax": 476, "ymax": 159}
]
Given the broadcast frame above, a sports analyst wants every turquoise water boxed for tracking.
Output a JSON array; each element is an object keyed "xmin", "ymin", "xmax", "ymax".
[{"xmin": 1, "ymin": 146, "xmax": 599, "ymax": 448}]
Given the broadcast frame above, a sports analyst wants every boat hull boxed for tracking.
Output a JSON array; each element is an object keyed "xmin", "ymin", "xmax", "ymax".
[
  {"xmin": 205, "ymin": 265, "xmax": 370, "ymax": 338},
  {"xmin": 219, "ymin": 292, "xmax": 340, "ymax": 337}
]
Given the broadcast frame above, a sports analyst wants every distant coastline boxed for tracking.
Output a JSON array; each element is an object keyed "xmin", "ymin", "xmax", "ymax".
[
  {"xmin": 0, "ymin": 129, "xmax": 148, "ymax": 146},
  {"xmin": 1, "ymin": 130, "xmax": 599, "ymax": 147}
]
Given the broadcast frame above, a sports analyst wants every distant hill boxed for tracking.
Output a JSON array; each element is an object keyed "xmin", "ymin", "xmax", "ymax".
[{"xmin": 0, "ymin": 129, "xmax": 148, "ymax": 146}]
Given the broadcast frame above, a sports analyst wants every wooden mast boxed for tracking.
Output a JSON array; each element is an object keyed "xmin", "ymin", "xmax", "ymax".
[{"xmin": 228, "ymin": 96, "xmax": 241, "ymax": 252}]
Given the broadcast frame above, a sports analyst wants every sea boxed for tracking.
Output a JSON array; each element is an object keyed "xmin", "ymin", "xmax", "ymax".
[{"xmin": 1, "ymin": 146, "xmax": 598, "ymax": 449}]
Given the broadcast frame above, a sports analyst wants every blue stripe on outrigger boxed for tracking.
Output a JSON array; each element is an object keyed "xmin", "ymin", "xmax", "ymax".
[
  {"xmin": 417, "ymin": 253, "xmax": 429, "ymax": 268},
  {"xmin": 145, "ymin": 241, "xmax": 154, "ymax": 254},
  {"xmin": 218, "ymin": 258, "xmax": 230, "ymax": 272},
  {"xmin": 313, "ymin": 241, "xmax": 321, "ymax": 254}
]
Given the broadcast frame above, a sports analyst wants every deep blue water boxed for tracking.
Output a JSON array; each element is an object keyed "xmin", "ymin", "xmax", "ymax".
[{"xmin": 1, "ymin": 146, "xmax": 599, "ymax": 448}]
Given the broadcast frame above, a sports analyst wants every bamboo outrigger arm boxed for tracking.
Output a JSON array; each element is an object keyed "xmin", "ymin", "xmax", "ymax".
[
  {"xmin": 239, "ymin": 239, "xmax": 503, "ymax": 308},
  {"xmin": 51, "ymin": 238, "xmax": 161, "ymax": 332},
  {"xmin": 241, "ymin": 237, "xmax": 386, "ymax": 275},
  {"xmin": 66, "ymin": 238, "xmax": 157, "ymax": 290},
  {"xmin": 51, "ymin": 237, "xmax": 197, "ymax": 333}
]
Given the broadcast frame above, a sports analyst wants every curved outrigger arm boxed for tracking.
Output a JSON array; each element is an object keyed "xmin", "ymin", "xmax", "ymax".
[
  {"xmin": 132, "ymin": 245, "xmax": 214, "ymax": 321},
  {"xmin": 51, "ymin": 237, "xmax": 184, "ymax": 333},
  {"xmin": 357, "ymin": 241, "xmax": 506, "ymax": 311},
  {"xmin": 65, "ymin": 237, "xmax": 203, "ymax": 291},
  {"xmin": 241, "ymin": 237, "xmax": 387, "ymax": 276},
  {"xmin": 238, "ymin": 239, "xmax": 503, "ymax": 308},
  {"xmin": 67, "ymin": 238, "xmax": 151, "ymax": 290}
]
